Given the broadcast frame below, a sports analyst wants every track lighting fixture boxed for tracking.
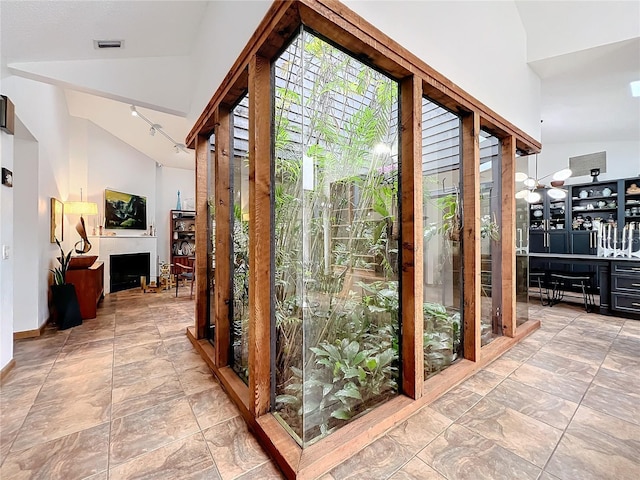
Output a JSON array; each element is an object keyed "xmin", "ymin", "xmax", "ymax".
[{"xmin": 129, "ymin": 105, "xmax": 188, "ymax": 154}]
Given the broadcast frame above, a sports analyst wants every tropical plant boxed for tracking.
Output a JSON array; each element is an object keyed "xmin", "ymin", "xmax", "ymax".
[
  {"xmin": 50, "ymin": 238, "xmax": 72, "ymax": 285},
  {"xmin": 423, "ymin": 301, "xmax": 461, "ymax": 377}
]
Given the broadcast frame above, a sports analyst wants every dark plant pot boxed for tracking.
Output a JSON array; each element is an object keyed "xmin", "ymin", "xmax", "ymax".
[{"xmin": 51, "ymin": 284, "xmax": 82, "ymax": 330}]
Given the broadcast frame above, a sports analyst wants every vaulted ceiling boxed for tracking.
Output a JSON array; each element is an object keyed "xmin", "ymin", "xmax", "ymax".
[{"xmin": 1, "ymin": 1, "xmax": 638, "ymax": 169}]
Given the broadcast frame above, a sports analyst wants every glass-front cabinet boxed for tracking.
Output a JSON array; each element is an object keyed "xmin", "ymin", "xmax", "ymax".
[{"xmin": 529, "ymin": 190, "xmax": 568, "ymax": 254}]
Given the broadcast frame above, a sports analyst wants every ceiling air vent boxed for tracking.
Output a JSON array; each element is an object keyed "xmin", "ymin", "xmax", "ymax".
[{"xmin": 93, "ymin": 40, "xmax": 124, "ymax": 49}]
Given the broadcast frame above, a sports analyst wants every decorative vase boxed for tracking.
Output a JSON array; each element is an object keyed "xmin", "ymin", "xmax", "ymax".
[
  {"xmin": 51, "ymin": 284, "xmax": 82, "ymax": 330},
  {"xmin": 176, "ymin": 190, "xmax": 182, "ymax": 211}
]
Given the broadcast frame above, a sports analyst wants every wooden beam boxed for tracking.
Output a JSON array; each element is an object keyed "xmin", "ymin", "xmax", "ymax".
[
  {"xmin": 215, "ymin": 108, "xmax": 232, "ymax": 365},
  {"xmin": 248, "ymin": 54, "xmax": 272, "ymax": 417},
  {"xmin": 462, "ymin": 113, "xmax": 481, "ymax": 361},
  {"xmin": 501, "ymin": 135, "xmax": 517, "ymax": 337},
  {"xmin": 195, "ymin": 134, "xmax": 210, "ymax": 340},
  {"xmin": 400, "ymin": 76, "xmax": 423, "ymax": 399}
]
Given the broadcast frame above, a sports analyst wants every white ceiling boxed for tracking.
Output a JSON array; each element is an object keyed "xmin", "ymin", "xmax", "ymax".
[{"xmin": 1, "ymin": 0, "xmax": 639, "ymax": 169}]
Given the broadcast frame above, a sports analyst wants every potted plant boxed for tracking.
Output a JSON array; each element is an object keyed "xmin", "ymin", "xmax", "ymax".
[{"xmin": 50, "ymin": 239, "xmax": 82, "ymax": 329}]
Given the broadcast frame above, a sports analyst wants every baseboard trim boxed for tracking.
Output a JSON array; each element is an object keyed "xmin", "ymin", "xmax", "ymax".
[
  {"xmin": 14, "ymin": 321, "xmax": 48, "ymax": 340},
  {"xmin": 1, "ymin": 358, "xmax": 16, "ymax": 381}
]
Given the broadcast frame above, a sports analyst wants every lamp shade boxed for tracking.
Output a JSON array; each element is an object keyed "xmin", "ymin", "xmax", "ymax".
[{"xmin": 64, "ymin": 201, "xmax": 98, "ymax": 216}]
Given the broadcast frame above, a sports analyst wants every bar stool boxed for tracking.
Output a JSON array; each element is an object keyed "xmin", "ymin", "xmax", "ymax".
[
  {"xmin": 549, "ymin": 272, "xmax": 595, "ymax": 312},
  {"xmin": 530, "ymin": 272, "xmax": 551, "ymax": 306}
]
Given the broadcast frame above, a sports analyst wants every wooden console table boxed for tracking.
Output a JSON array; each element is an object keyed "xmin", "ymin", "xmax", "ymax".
[{"xmin": 67, "ymin": 261, "xmax": 104, "ymax": 319}]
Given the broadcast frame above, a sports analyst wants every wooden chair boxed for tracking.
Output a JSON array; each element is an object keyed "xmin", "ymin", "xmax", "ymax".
[{"xmin": 175, "ymin": 257, "xmax": 195, "ymax": 299}]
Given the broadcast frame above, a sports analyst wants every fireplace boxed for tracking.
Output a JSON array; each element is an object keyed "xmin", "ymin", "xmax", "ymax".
[{"xmin": 110, "ymin": 252, "xmax": 150, "ymax": 293}]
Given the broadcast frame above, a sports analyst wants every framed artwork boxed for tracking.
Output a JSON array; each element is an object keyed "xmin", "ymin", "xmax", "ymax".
[
  {"xmin": 50, "ymin": 198, "xmax": 63, "ymax": 242},
  {"xmin": 2, "ymin": 167, "xmax": 13, "ymax": 187},
  {"xmin": 104, "ymin": 189, "xmax": 147, "ymax": 230}
]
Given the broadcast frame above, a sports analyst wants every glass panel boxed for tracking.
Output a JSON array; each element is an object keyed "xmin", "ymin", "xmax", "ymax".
[
  {"xmin": 479, "ymin": 131, "xmax": 502, "ymax": 346},
  {"xmin": 421, "ymin": 97, "xmax": 462, "ymax": 379},
  {"xmin": 231, "ymin": 95, "xmax": 250, "ymax": 383},
  {"xmin": 273, "ymin": 30, "xmax": 400, "ymax": 446},
  {"xmin": 208, "ymin": 133, "xmax": 216, "ymax": 342},
  {"xmin": 515, "ymin": 154, "xmax": 529, "ymax": 326}
]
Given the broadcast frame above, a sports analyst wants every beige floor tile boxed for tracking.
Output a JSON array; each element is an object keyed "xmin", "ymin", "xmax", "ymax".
[
  {"xmin": 428, "ymin": 386, "xmax": 482, "ymax": 421},
  {"xmin": 388, "ymin": 457, "xmax": 446, "ymax": 480},
  {"xmin": 0, "ymin": 423, "xmax": 109, "ymax": 480},
  {"xmin": 387, "ymin": 406, "xmax": 451, "ymax": 455},
  {"xmin": 12, "ymin": 387, "xmax": 111, "ymax": 452},
  {"xmin": 112, "ymin": 356, "xmax": 176, "ymax": 389},
  {"xmin": 524, "ymin": 350, "xmax": 598, "ymax": 380},
  {"xmin": 330, "ymin": 435, "xmax": 412, "ymax": 480},
  {"xmin": 110, "ymin": 397, "xmax": 200, "ymax": 466},
  {"xmin": 187, "ymin": 385, "xmax": 240, "ymax": 430},
  {"xmin": 457, "ymin": 397, "xmax": 563, "ymax": 467},
  {"xmin": 112, "ymin": 373, "xmax": 184, "ymax": 419},
  {"xmin": 203, "ymin": 416, "xmax": 270, "ymax": 480},
  {"xmin": 601, "ymin": 351, "xmax": 640, "ymax": 374},
  {"xmin": 545, "ymin": 406, "xmax": 640, "ymax": 480},
  {"xmin": 418, "ymin": 424, "xmax": 540, "ymax": 480},
  {"xmin": 113, "ymin": 341, "xmax": 167, "ymax": 367},
  {"xmin": 109, "ymin": 432, "xmax": 216, "ymax": 480},
  {"xmin": 114, "ymin": 330, "xmax": 162, "ymax": 351},
  {"xmin": 458, "ymin": 369, "xmax": 504, "ymax": 396},
  {"xmin": 582, "ymin": 383, "xmax": 640, "ymax": 426},
  {"xmin": 486, "ymin": 378, "xmax": 578, "ymax": 430},
  {"xmin": 592, "ymin": 367, "xmax": 640, "ymax": 399},
  {"xmin": 177, "ymin": 364, "xmax": 218, "ymax": 395},
  {"xmin": 34, "ymin": 367, "xmax": 112, "ymax": 405},
  {"xmin": 234, "ymin": 461, "xmax": 284, "ymax": 480},
  {"xmin": 484, "ymin": 357, "xmax": 521, "ymax": 377},
  {"xmin": 511, "ymin": 363, "xmax": 590, "ymax": 403}
]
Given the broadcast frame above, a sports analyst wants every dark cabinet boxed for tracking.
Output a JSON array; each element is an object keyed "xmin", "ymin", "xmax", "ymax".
[
  {"xmin": 571, "ymin": 231, "xmax": 598, "ymax": 255},
  {"xmin": 528, "ymin": 191, "xmax": 568, "ymax": 253},
  {"xmin": 610, "ymin": 261, "xmax": 640, "ymax": 316},
  {"xmin": 530, "ymin": 231, "xmax": 567, "ymax": 253}
]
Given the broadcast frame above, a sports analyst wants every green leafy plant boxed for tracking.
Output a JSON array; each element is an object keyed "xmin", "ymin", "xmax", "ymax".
[
  {"xmin": 50, "ymin": 238, "xmax": 72, "ymax": 285},
  {"xmin": 423, "ymin": 301, "xmax": 461, "ymax": 378}
]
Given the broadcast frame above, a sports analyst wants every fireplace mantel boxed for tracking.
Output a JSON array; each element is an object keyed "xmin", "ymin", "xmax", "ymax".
[{"xmin": 88, "ymin": 236, "xmax": 157, "ymax": 294}]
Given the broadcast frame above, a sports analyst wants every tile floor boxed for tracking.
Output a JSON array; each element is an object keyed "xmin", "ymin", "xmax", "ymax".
[{"xmin": 1, "ymin": 289, "xmax": 639, "ymax": 479}]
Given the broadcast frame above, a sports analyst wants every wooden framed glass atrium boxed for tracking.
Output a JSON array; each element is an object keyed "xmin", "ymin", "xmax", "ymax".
[{"xmin": 185, "ymin": 1, "xmax": 541, "ymax": 478}]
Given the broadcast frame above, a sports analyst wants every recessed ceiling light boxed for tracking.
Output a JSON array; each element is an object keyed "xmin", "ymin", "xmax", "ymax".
[
  {"xmin": 631, "ymin": 80, "xmax": 640, "ymax": 97},
  {"xmin": 93, "ymin": 40, "xmax": 124, "ymax": 49}
]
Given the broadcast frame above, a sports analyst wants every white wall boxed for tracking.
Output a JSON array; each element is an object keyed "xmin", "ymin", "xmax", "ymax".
[
  {"xmin": 538, "ymin": 141, "xmax": 640, "ymax": 185},
  {"xmin": 189, "ymin": 0, "xmax": 271, "ymax": 123},
  {"xmin": 516, "ymin": 1, "xmax": 640, "ymax": 62},
  {"xmin": 156, "ymin": 166, "xmax": 196, "ymax": 263},
  {"xmin": 3, "ymin": 76, "xmax": 72, "ymax": 337},
  {"xmin": 86, "ymin": 120, "xmax": 157, "ymax": 235},
  {"xmin": 13, "ymin": 123, "xmax": 40, "ymax": 334},
  {"xmin": 342, "ymin": 0, "xmax": 541, "ymax": 141},
  {"xmin": 0, "ymin": 124, "xmax": 15, "ymax": 370}
]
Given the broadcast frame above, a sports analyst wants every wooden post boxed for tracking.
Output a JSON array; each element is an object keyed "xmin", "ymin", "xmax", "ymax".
[
  {"xmin": 501, "ymin": 135, "xmax": 516, "ymax": 337},
  {"xmin": 248, "ymin": 54, "xmax": 272, "ymax": 417},
  {"xmin": 195, "ymin": 134, "xmax": 210, "ymax": 340},
  {"xmin": 400, "ymin": 76, "xmax": 423, "ymax": 398},
  {"xmin": 462, "ymin": 113, "xmax": 481, "ymax": 361},
  {"xmin": 215, "ymin": 108, "xmax": 232, "ymax": 365}
]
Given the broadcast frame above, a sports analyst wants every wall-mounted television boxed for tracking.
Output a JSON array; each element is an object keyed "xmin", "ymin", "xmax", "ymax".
[{"xmin": 105, "ymin": 189, "xmax": 147, "ymax": 230}]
